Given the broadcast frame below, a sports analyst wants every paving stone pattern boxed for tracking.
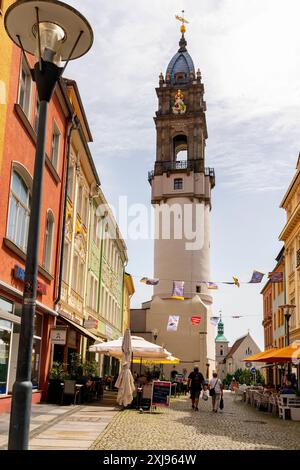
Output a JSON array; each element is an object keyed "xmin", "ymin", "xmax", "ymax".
[{"xmin": 91, "ymin": 392, "xmax": 300, "ymax": 450}]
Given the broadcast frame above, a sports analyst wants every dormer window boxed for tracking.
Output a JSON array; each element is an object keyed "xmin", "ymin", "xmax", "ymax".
[{"xmin": 174, "ymin": 178, "xmax": 183, "ymax": 190}]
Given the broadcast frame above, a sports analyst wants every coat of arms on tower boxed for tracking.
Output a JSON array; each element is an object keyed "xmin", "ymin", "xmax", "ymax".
[{"xmin": 172, "ymin": 89, "xmax": 187, "ymax": 115}]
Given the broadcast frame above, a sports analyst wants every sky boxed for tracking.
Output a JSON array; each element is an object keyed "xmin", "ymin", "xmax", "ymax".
[{"xmin": 66, "ymin": 0, "xmax": 300, "ymax": 349}]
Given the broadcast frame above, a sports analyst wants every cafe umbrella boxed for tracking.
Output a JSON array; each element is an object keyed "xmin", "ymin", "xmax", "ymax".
[
  {"xmin": 89, "ymin": 335, "xmax": 171, "ymax": 360},
  {"xmin": 114, "ymin": 329, "xmax": 135, "ymax": 407}
]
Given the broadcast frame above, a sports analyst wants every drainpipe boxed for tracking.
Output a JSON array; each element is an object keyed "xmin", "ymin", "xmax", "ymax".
[{"xmin": 54, "ymin": 114, "xmax": 79, "ymax": 307}]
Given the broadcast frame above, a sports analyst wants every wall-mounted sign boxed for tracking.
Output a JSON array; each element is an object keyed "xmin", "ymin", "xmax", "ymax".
[
  {"xmin": 84, "ymin": 319, "xmax": 98, "ymax": 329},
  {"xmin": 13, "ymin": 265, "xmax": 47, "ymax": 295},
  {"xmin": 50, "ymin": 327, "xmax": 67, "ymax": 345}
]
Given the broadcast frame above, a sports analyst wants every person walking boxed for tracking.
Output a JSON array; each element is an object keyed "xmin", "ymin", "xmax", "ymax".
[
  {"xmin": 209, "ymin": 372, "xmax": 223, "ymax": 412},
  {"xmin": 188, "ymin": 366, "xmax": 205, "ymax": 411}
]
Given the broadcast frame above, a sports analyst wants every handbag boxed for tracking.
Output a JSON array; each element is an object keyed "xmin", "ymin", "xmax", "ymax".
[
  {"xmin": 209, "ymin": 379, "xmax": 218, "ymax": 397},
  {"xmin": 219, "ymin": 397, "xmax": 224, "ymax": 410}
]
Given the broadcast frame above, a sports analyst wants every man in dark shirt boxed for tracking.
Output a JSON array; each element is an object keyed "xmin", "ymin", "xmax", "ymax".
[
  {"xmin": 188, "ymin": 366, "xmax": 205, "ymax": 411},
  {"xmin": 170, "ymin": 366, "xmax": 178, "ymax": 381}
]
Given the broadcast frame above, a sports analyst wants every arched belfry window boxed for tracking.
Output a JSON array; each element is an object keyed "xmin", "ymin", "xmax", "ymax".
[{"xmin": 173, "ymin": 134, "xmax": 188, "ymax": 161}]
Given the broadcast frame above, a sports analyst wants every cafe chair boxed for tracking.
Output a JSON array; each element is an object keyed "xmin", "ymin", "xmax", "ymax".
[{"xmin": 61, "ymin": 380, "xmax": 80, "ymax": 405}]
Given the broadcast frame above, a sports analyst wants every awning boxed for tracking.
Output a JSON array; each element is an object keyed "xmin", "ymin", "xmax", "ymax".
[
  {"xmin": 266, "ymin": 343, "xmax": 300, "ymax": 363},
  {"xmin": 58, "ymin": 315, "xmax": 104, "ymax": 342},
  {"xmin": 243, "ymin": 348, "xmax": 278, "ymax": 362}
]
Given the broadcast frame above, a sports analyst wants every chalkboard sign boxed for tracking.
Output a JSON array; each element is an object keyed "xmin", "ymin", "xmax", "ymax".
[{"xmin": 151, "ymin": 381, "xmax": 171, "ymax": 408}]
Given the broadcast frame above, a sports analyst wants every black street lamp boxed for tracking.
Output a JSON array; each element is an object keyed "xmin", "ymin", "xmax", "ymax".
[
  {"xmin": 4, "ymin": 0, "xmax": 93, "ymax": 450},
  {"xmin": 280, "ymin": 304, "xmax": 296, "ymax": 347},
  {"xmin": 152, "ymin": 328, "xmax": 159, "ymax": 343}
]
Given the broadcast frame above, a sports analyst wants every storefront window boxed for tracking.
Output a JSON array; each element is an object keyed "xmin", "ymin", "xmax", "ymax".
[
  {"xmin": 0, "ymin": 321, "xmax": 12, "ymax": 395},
  {"xmin": 31, "ymin": 314, "xmax": 42, "ymax": 389}
]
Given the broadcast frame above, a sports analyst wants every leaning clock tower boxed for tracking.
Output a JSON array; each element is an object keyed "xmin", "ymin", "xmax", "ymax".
[{"xmin": 145, "ymin": 18, "xmax": 216, "ymax": 377}]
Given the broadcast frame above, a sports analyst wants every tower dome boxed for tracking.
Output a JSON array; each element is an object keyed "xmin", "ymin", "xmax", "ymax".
[{"xmin": 166, "ymin": 34, "xmax": 195, "ymax": 86}]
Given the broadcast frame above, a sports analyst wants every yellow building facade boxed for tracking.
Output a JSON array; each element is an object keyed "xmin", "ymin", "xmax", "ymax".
[
  {"xmin": 279, "ymin": 156, "xmax": 300, "ymax": 343},
  {"xmin": 123, "ymin": 273, "xmax": 135, "ymax": 333},
  {"xmin": 0, "ymin": 1, "xmax": 14, "ymax": 173}
]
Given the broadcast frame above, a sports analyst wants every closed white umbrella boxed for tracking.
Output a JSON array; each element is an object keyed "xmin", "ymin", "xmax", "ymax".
[{"xmin": 114, "ymin": 329, "xmax": 135, "ymax": 407}]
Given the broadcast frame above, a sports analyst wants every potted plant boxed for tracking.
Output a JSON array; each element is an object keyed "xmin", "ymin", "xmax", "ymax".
[{"xmin": 47, "ymin": 362, "xmax": 67, "ymax": 404}]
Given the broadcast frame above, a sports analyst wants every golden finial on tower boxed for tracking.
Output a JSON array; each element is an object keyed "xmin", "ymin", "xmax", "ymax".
[{"xmin": 175, "ymin": 10, "xmax": 189, "ymax": 34}]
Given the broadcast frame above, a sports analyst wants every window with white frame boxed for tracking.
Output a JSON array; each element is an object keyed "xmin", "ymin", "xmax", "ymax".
[
  {"xmin": 289, "ymin": 248, "xmax": 295, "ymax": 274},
  {"xmin": 7, "ymin": 170, "xmax": 31, "ymax": 251},
  {"xmin": 71, "ymin": 254, "xmax": 79, "ymax": 291},
  {"xmin": 78, "ymin": 261, "xmax": 85, "ymax": 297},
  {"xmin": 50, "ymin": 122, "xmax": 60, "ymax": 170},
  {"xmin": 34, "ymin": 95, "xmax": 40, "ymax": 134},
  {"xmin": 82, "ymin": 192, "xmax": 88, "ymax": 226},
  {"xmin": 67, "ymin": 162, "xmax": 75, "ymax": 201},
  {"xmin": 43, "ymin": 211, "xmax": 54, "ymax": 272},
  {"xmin": 62, "ymin": 241, "xmax": 70, "ymax": 282},
  {"xmin": 18, "ymin": 57, "xmax": 32, "ymax": 119},
  {"xmin": 88, "ymin": 274, "xmax": 98, "ymax": 311},
  {"xmin": 93, "ymin": 213, "xmax": 100, "ymax": 247},
  {"xmin": 76, "ymin": 185, "xmax": 83, "ymax": 217}
]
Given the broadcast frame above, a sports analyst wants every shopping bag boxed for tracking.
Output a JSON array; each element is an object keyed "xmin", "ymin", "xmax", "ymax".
[{"xmin": 219, "ymin": 397, "xmax": 224, "ymax": 410}]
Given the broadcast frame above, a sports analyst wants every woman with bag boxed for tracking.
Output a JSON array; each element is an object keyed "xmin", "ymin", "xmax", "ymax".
[{"xmin": 209, "ymin": 372, "xmax": 223, "ymax": 412}]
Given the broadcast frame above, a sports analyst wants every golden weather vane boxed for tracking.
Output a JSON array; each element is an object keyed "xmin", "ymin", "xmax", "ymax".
[{"xmin": 175, "ymin": 10, "xmax": 189, "ymax": 34}]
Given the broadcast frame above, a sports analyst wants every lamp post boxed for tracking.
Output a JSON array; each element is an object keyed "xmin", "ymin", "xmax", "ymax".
[
  {"xmin": 152, "ymin": 328, "xmax": 159, "ymax": 343},
  {"xmin": 280, "ymin": 304, "xmax": 296, "ymax": 347},
  {"xmin": 4, "ymin": 0, "xmax": 93, "ymax": 450}
]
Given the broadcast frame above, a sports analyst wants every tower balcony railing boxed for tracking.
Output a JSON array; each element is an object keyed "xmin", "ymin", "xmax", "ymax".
[{"xmin": 148, "ymin": 159, "xmax": 215, "ymax": 185}]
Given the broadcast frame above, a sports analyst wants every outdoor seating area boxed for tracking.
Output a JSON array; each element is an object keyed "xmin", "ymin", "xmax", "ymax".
[{"xmin": 243, "ymin": 385, "xmax": 300, "ymax": 421}]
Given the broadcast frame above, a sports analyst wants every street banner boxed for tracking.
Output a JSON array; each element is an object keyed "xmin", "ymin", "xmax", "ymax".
[
  {"xmin": 268, "ymin": 271, "xmax": 283, "ymax": 283},
  {"xmin": 171, "ymin": 281, "xmax": 184, "ymax": 300},
  {"xmin": 210, "ymin": 316, "xmax": 219, "ymax": 326},
  {"xmin": 167, "ymin": 315, "xmax": 179, "ymax": 331},
  {"xmin": 191, "ymin": 316, "xmax": 201, "ymax": 325},
  {"xmin": 249, "ymin": 270, "xmax": 265, "ymax": 283},
  {"xmin": 140, "ymin": 277, "xmax": 159, "ymax": 285}
]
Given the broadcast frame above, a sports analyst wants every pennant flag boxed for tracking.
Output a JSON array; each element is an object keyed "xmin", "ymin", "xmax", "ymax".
[
  {"xmin": 167, "ymin": 315, "xmax": 179, "ymax": 331},
  {"xmin": 249, "ymin": 270, "xmax": 265, "ymax": 284},
  {"xmin": 233, "ymin": 276, "xmax": 240, "ymax": 288},
  {"xmin": 210, "ymin": 316, "xmax": 219, "ymax": 326},
  {"xmin": 140, "ymin": 277, "xmax": 159, "ymax": 286},
  {"xmin": 191, "ymin": 316, "xmax": 202, "ymax": 325},
  {"xmin": 207, "ymin": 282, "xmax": 218, "ymax": 290},
  {"xmin": 268, "ymin": 271, "xmax": 283, "ymax": 283},
  {"xmin": 171, "ymin": 281, "xmax": 184, "ymax": 300}
]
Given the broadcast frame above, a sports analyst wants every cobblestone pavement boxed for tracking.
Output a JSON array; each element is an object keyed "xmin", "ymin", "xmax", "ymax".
[{"xmin": 90, "ymin": 392, "xmax": 300, "ymax": 450}]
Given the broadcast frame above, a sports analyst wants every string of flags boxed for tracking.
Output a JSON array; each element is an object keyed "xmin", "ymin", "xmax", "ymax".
[
  {"xmin": 139, "ymin": 270, "xmax": 284, "ymax": 291},
  {"xmin": 165, "ymin": 313, "xmax": 261, "ymax": 332}
]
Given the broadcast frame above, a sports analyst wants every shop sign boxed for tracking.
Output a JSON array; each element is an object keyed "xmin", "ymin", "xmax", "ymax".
[
  {"xmin": 84, "ymin": 318, "xmax": 98, "ymax": 329},
  {"xmin": 14, "ymin": 265, "xmax": 47, "ymax": 295},
  {"xmin": 151, "ymin": 381, "xmax": 171, "ymax": 408},
  {"xmin": 50, "ymin": 327, "xmax": 67, "ymax": 345}
]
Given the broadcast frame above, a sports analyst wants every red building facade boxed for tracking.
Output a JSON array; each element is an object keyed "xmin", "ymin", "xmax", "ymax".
[{"xmin": 0, "ymin": 44, "xmax": 72, "ymax": 411}]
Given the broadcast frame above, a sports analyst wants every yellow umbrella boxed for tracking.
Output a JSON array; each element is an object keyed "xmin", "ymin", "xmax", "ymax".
[
  {"xmin": 132, "ymin": 356, "xmax": 180, "ymax": 365},
  {"xmin": 265, "ymin": 343, "xmax": 300, "ymax": 363},
  {"xmin": 243, "ymin": 348, "xmax": 278, "ymax": 362}
]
